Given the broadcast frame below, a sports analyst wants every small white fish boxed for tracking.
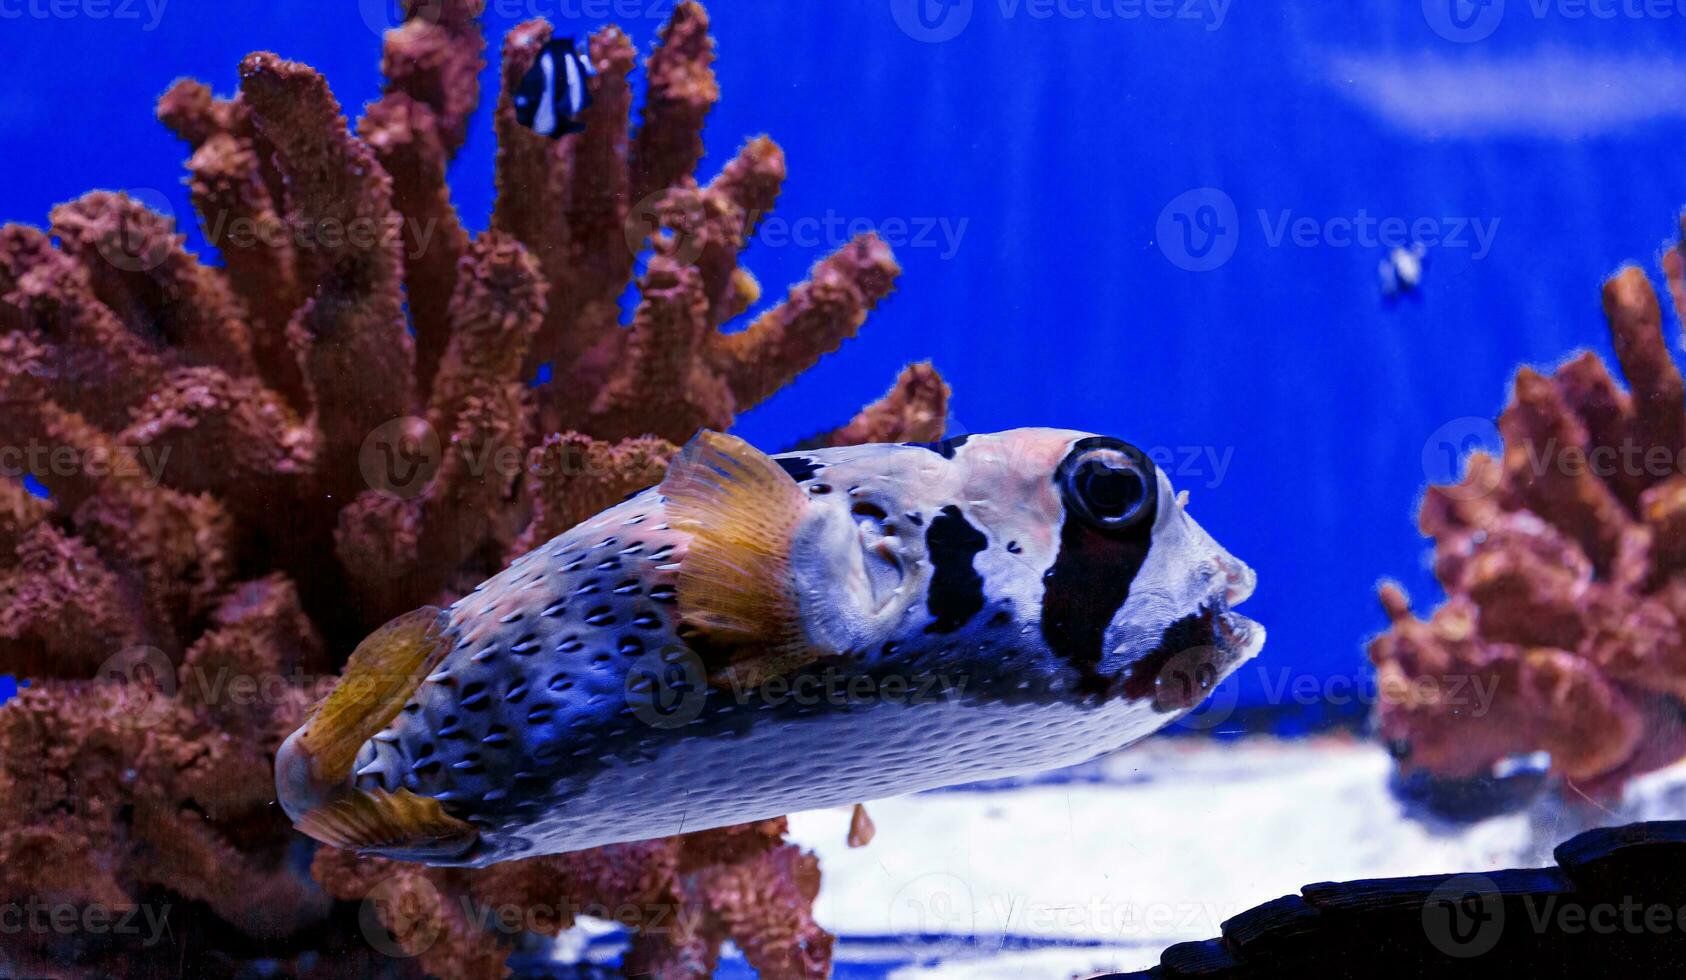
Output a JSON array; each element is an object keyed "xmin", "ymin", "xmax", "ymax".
[
  {"xmin": 276, "ymin": 429, "xmax": 1263, "ymax": 866},
  {"xmin": 1380, "ymin": 243, "xmax": 1427, "ymax": 298},
  {"xmin": 513, "ymin": 38, "xmax": 594, "ymax": 139}
]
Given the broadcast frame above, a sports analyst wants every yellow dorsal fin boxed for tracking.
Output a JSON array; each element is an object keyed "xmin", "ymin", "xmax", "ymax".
[
  {"xmin": 298, "ymin": 606, "xmax": 452, "ymax": 785},
  {"xmin": 295, "ymin": 786, "xmax": 477, "ymax": 860},
  {"xmin": 660, "ymin": 430, "xmax": 813, "ymax": 687}
]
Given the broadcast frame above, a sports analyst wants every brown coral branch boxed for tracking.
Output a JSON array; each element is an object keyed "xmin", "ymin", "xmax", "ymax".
[
  {"xmin": 631, "ymin": 1, "xmax": 718, "ymax": 203},
  {"xmin": 513, "ymin": 432, "xmax": 676, "ymax": 558},
  {"xmin": 1604, "ymin": 266, "xmax": 1686, "ymax": 469},
  {"xmin": 491, "ymin": 20, "xmax": 568, "ymax": 295},
  {"xmin": 1, "ymin": 6, "xmax": 914, "ymax": 976},
  {"xmin": 0, "ymin": 521, "xmax": 147, "ymax": 678},
  {"xmin": 711, "ymin": 233, "xmax": 902, "ymax": 412},
  {"xmin": 536, "ymin": 26, "xmax": 640, "ymax": 383},
  {"xmin": 1374, "ymin": 255, "xmax": 1686, "ymax": 797},
  {"xmin": 378, "ymin": 0, "xmax": 487, "ymax": 155},
  {"xmin": 239, "ymin": 51, "xmax": 414, "ymax": 485},
  {"xmin": 428, "ymin": 231, "xmax": 546, "ymax": 435},
  {"xmin": 158, "ymin": 83, "xmax": 311, "ymax": 411},
  {"xmin": 821, "ymin": 361, "xmax": 950, "ymax": 447},
  {"xmin": 698, "ymin": 137, "xmax": 785, "ymax": 325},
  {"xmin": 156, "ymin": 78, "xmax": 241, "ymax": 149},
  {"xmin": 360, "ymin": 94, "xmax": 470, "ymax": 399},
  {"xmin": 1498, "ymin": 367, "xmax": 1629, "ymax": 574},
  {"xmin": 0, "ymin": 226, "xmax": 170, "ymax": 429},
  {"xmin": 586, "ymin": 257, "xmax": 720, "ymax": 442},
  {"xmin": 49, "ymin": 192, "xmax": 258, "ymax": 379}
]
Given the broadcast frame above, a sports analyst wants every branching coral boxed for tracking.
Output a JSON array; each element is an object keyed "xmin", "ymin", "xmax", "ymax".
[
  {"xmin": 1370, "ymin": 223, "xmax": 1686, "ymax": 798},
  {"xmin": 0, "ymin": 2, "xmax": 946, "ymax": 976}
]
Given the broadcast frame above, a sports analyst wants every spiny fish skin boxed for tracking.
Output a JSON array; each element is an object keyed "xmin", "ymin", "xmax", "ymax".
[{"xmin": 277, "ymin": 428, "xmax": 1263, "ymax": 866}]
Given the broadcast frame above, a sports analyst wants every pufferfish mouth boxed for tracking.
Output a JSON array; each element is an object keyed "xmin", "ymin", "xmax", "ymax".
[{"xmin": 1122, "ymin": 560, "xmax": 1264, "ymax": 711}]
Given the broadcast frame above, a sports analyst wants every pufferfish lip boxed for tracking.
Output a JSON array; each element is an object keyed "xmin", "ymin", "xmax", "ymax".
[
  {"xmin": 1213, "ymin": 559, "xmax": 1264, "ymax": 664},
  {"xmin": 1137, "ymin": 600, "xmax": 1263, "ymax": 712},
  {"xmin": 1215, "ymin": 605, "xmax": 1265, "ymax": 662},
  {"xmin": 1217, "ymin": 554, "xmax": 1257, "ymax": 607}
]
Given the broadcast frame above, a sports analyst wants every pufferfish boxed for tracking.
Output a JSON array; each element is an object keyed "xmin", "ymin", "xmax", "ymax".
[{"xmin": 276, "ymin": 428, "xmax": 1263, "ymax": 866}]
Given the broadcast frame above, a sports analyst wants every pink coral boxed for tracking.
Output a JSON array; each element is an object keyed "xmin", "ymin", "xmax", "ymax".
[
  {"xmin": 1371, "ymin": 236, "xmax": 1686, "ymax": 797},
  {"xmin": 0, "ymin": 2, "xmax": 947, "ymax": 976}
]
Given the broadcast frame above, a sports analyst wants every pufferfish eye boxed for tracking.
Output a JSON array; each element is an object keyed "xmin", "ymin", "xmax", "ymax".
[{"xmin": 1056, "ymin": 438, "xmax": 1157, "ymax": 531}]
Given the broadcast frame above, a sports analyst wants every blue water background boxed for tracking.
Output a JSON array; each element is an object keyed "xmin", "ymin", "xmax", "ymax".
[{"xmin": 4, "ymin": 1, "xmax": 1685, "ymax": 731}]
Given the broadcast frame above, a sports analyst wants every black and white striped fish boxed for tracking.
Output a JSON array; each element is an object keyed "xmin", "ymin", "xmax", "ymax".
[
  {"xmin": 513, "ymin": 38, "xmax": 594, "ymax": 139},
  {"xmin": 277, "ymin": 429, "xmax": 1264, "ymax": 866}
]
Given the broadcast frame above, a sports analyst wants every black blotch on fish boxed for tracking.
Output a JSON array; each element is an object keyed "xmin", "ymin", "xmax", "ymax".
[
  {"xmin": 775, "ymin": 456, "xmax": 822, "ymax": 482},
  {"xmin": 513, "ymin": 37, "xmax": 594, "ymax": 139},
  {"xmin": 903, "ymin": 434, "xmax": 971, "ymax": 459},
  {"xmin": 1120, "ymin": 607, "xmax": 1220, "ymax": 707},
  {"xmin": 924, "ymin": 505, "xmax": 987, "ymax": 634},
  {"xmin": 1040, "ymin": 504, "xmax": 1153, "ymax": 696},
  {"xmin": 850, "ymin": 500, "xmax": 889, "ymax": 522}
]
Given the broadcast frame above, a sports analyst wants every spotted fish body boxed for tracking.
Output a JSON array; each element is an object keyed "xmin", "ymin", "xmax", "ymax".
[{"xmin": 277, "ymin": 428, "xmax": 1263, "ymax": 867}]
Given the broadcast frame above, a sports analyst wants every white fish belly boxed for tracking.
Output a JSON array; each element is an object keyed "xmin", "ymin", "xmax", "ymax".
[{"xmin": 509, "ymin": 689, "xmax": 1175, "ymax": 856}]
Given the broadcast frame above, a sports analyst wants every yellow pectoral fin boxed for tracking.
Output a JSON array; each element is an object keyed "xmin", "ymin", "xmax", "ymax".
[
  {"xmin": 276, "ymin": 606, "xmax": 455, "ymax": 831},
  {"xmin": 294, "ymin": 786, "xmax": 477, "ymax": 860},
  {"xmin": 660, "ymin": 430, "xmax": 815, "ymax": 687},
  {"xmin": 297, "ymin": 606, "xmax": 454, "ymax": 785}
]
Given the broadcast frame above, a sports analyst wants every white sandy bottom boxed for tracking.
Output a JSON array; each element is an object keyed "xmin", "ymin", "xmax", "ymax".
[{"xmin": 782, "ymin": 737, "xmax": 1686, "ymax": 978}]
